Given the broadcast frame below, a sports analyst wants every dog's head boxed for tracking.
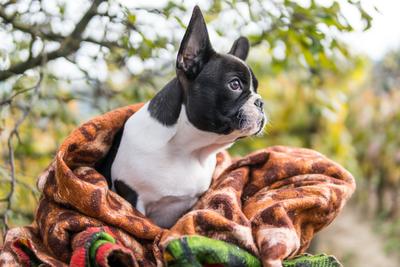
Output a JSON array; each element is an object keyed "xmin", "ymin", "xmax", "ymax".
[{"xmin": 176, "ymin": 6, "xmax": 266, "ymax": 139}]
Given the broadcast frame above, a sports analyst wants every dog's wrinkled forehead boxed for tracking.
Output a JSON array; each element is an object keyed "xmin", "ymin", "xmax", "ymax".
[{"xmin": 206, "ymin": 53, "xmax": 259, "ymax": 93}]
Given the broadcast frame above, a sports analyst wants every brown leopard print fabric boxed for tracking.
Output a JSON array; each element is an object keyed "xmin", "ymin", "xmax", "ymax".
[{"xmin": 0, "ymin": 104, "xmax": 355, "ymax": 267}]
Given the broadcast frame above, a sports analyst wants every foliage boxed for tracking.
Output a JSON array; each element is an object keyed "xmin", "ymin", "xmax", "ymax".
[{"xmin": 348, "ymin": 50, "xmax": 400, "ymax": 256}]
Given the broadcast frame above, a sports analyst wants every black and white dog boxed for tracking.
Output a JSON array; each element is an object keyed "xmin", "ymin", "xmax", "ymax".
[{"xmin": 104, "ymin": 6, "xmax": 266, "ymax": 228}]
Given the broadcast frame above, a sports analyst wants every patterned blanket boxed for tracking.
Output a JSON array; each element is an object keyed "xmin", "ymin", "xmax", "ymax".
[{"xmin": 0, "ymin": 103, "xmax": 355, "ymax": 267}]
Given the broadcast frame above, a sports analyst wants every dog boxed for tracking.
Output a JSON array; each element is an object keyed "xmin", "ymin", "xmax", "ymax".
[{"xmin": 98, "ymin": 6, "xmax": 266, "ymax": 228}]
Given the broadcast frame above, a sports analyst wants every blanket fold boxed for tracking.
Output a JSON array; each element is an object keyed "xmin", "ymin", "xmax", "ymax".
[{"xmin": 0, "ymin": 104, "xmax": 355, "ymax": 267}]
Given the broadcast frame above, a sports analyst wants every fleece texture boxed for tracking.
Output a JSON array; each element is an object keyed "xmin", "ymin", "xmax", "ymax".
[{"xmin": 0, "ymin": 104, "xmax": 354, "ymax": 267}]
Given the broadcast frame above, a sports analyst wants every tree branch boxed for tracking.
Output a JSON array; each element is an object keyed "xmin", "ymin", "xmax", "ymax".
[
  {"xmin": 0, "ymin": 7, "xmax": 121, "ymax": 49},
  {"xmin": 0, "ymin": 72, "xmax": 42, "ymax": 233},
  {"xmin": 0, "ymin": 0, "xmax": 106, "ymax": 81},
  {"xmin": 0, "ymin": 83, "xmax": 38, "ymax": 106}
]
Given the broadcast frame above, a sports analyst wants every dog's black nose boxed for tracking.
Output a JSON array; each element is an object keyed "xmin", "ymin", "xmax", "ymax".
[{"xmin": 254, "ymin": 98, "xmax": 264, "ymax": 110}]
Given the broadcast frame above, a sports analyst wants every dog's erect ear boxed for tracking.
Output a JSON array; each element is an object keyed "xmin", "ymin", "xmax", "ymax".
[
  {"xmin": 176, "ymin": 6, "xmax": 214, "ymax": 80},
  {"xmin": 229, "ymin": 37, "xmax": 250, "ymax": 61}
]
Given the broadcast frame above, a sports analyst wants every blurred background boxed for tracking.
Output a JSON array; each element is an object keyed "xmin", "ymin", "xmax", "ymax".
[{"xmin": 0, "ymin": 0, "xmax": 399, "ymax": 266}]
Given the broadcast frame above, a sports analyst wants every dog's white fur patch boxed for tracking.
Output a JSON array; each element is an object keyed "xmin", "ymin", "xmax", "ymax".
[{"xmin": 112, "ymin": 103, "xmax": 241, "ymax": 227}]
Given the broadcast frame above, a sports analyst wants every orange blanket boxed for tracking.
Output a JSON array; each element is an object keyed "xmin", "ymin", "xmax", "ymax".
[{"xmin": 0, "ymin": 104, "xmax": 355, "ymax": 267}]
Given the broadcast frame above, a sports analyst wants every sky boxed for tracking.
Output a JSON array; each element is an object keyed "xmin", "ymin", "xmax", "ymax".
[{"xmin": 340, "ymin": 0, "xmax": 400, "ymax": 60}]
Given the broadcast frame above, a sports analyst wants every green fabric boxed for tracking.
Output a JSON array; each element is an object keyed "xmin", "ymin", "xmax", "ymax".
[
  {"xmin": 164, "ymin": 235, "xmax": 342, "ymax": 267},
  {"xmin": 165, "ymin": 235, "xmax": 261, "ymax": 267},
  {"xmin": 283, "ymin": 254, "xmax": 342, "ymax": 267},
  {"xmin": 88, "ymin": 231, "xmax": 116, "ymax": 267}
]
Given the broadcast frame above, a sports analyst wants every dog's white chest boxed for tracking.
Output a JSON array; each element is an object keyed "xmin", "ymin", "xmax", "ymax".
[
  {"xmin": 111, "ymin": 103, "xmax": 225, "ymax": 227},
  {"xmin": 116, "ymin": 146, "xmax": 216, "ymax": 203}
]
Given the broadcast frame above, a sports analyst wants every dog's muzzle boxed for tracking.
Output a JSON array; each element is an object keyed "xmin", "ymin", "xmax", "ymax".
[{"xmin": 237, "ymin": 94, "xmax": 266, "ymax": 136}]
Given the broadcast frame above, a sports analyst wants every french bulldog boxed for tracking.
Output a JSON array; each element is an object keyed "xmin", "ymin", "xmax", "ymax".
[{"xmin": 99, "ymin": 6, "xmax": 266, "ymax": 228}]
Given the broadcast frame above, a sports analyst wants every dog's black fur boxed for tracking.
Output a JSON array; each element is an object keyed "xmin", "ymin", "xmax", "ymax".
[{"xmin": 148, "ymin": 6, "xmax": 260, "ymax": 134}]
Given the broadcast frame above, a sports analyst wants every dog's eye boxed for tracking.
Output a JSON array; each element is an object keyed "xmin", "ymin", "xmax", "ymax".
[{"xmin": 228, "ymin": 79, "xmax": 242, "ymax": 91}]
